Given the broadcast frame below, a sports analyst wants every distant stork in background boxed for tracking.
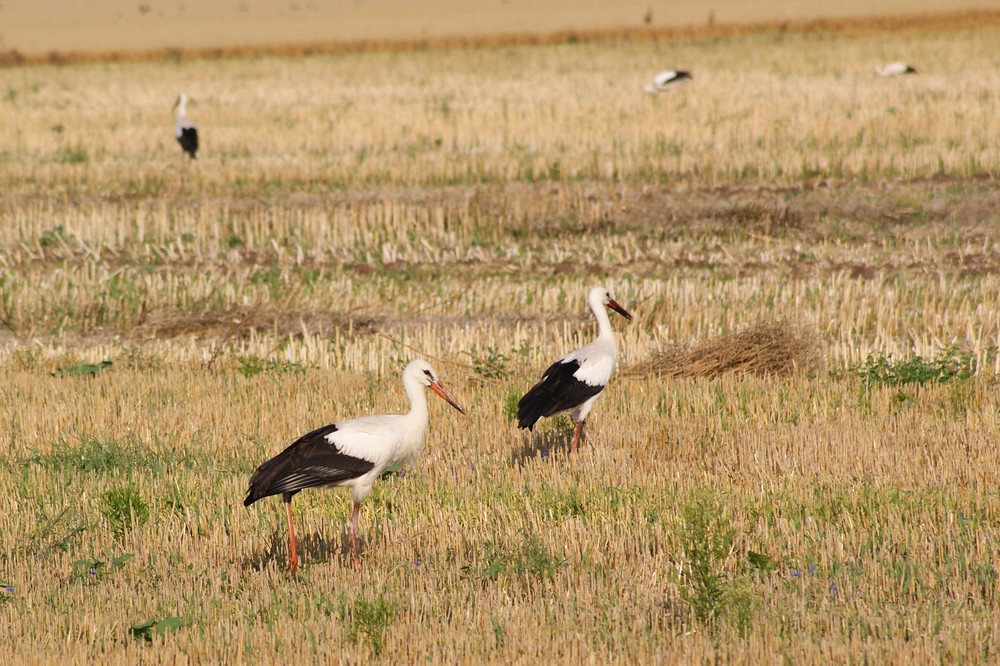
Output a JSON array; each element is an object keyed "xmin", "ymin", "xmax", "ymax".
[
  {"xmin": 644, "ymin": 70, "xmax": 692, "ymax": 93},
  {"xmin": 517, "ymin": 287, "xmax": 633, "ymax": 453},
  {"xmin": 244, "ymin": 359, "xmax": 466, "ymax": 573},
  {"xmin": 173, "ymin": 93, "xmax": 198, "ymax": 159},
  {"xmin": 875, "ymin": 62, "xmax": 917, "ymax": 77}
]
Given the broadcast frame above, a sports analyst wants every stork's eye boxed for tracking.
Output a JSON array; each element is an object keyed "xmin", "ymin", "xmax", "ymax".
[{"xmin": 423, "ymin": 369, "xmax": 433, "ymax": 378}]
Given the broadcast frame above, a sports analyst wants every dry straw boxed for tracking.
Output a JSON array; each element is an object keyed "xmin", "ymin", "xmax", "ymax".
[{"xmin": 626, "ymin": 317, "xmax": 822, "ymax": 379}]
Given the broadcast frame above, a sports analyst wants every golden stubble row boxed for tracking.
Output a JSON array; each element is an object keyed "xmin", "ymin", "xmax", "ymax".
[
  {"xmin": 1, "ymin": 270, "xmax": 998, "ymax": 374},
  {"xmin": 3, "ymin": 177, "xmax": 1000, "ymax": 373}
]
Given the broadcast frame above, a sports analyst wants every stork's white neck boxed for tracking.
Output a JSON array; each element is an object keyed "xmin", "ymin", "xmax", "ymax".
[
  {"xmin": 402, "ymin": 368, "xmax": 430, "ymax": 426},
  {"xmin": 177, "ymin": 96, "xmax": 188, "ymax": 118},
  {"xmin": 588, "ymin": 295, "xmax": 616, "ymax": 343}
]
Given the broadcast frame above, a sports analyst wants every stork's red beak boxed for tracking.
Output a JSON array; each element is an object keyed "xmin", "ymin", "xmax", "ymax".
[
  {"xmin": 607, "ymin": 297, "xmax": 633, "ymax": 320},
  {"xmin": 430, "ymin": 380, "xmax": 467, "ymax": 415}
]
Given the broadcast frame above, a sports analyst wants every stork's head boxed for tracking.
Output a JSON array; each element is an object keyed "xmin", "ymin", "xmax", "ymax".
[
  {"xmin": 173, "ymin": 93, "xmax": 188, "ymax": 111},
  {"xmin": 588, "ymin": 286, "xmax": 633, "ymax": 320},
  {"xmin": 406, "ymin": 359, "xmax": 466, "ymax": 414}
]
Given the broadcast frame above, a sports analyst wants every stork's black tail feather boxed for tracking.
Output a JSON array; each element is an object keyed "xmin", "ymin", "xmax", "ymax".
[
  {"xmin": 515, "ymin": 360, "xmax": 604, "ymax": 430},
  {"xmin": 244, "ymin": 452, "xmax": 293, "ymax": 507},
  {"xmin": 178, "ymin": 127, "xmax": 199, "ymax": 159},
  {"xmin": 516, "ymin": 386, "xmax": 547, "ymax": 430},
  {"xmin": 244, "ymin": 423, "xmax": 374, "ymax": 506}
]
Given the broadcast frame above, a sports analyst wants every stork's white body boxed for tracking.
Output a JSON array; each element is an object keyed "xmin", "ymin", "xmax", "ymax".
[
  {"xmin": 312, "ymin": 375, "xmax": 433, "ymax": 505},
  {"xmin": 644, "ymin": 69, "xmax": 692, "ymax": 93},
  {"xmin": 875, "ymin": 62, "xmax": 917, "ymax": 77}
]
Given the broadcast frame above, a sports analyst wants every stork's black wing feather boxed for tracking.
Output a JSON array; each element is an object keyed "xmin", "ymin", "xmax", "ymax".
[
  {"xmin": 516, "ymin": 360, "xmax": 604, "ymax": 430},
  {"xmin": 244, "ymin": 423, "xmax": 375, "ymax": 506},
  {"xmin": 177, "ymin": 127, "xmax": 198, "ymax": 158}
]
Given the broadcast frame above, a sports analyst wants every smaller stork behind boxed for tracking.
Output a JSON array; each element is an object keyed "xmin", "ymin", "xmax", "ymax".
[
  {"xmin": 173, "ymin": 93, "xmax": 198, "ymax": 159},
  {"xmin": 644, "ymin": 70, "xmax": 692, "ymax": 93},
  {"xmin": 875, "ymin": 62, "xmax": 917, "ymax": 77},
  {"xmin": 516, "ymin": 286, "xmax": 633, "ymax": 453}
]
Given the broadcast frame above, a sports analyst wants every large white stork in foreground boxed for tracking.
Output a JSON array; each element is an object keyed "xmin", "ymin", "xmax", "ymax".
[
  {"xmin": 517, "ymin": 287, "xmax": 633, "ymax": 453},
  {"xmin": 875, "ymin": 62, "xmax": 917, "ymax": 77},
  {"xmin": 644, "ymin": 69, "xmax": 692, "ymax": 93},
  {"xmin": 244, "ymin": 359, "xmax": 466, "ymax": 573},
  {"xmin": 173, "ymin": 93, "xmax": 199, "ymax": 159}
]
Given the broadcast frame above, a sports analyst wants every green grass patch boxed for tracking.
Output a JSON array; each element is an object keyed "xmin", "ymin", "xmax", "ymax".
[
  {"xmin": 855, "ymin": 347, "xmax": 975, "ymax": 389},
  {"xmin": 235, "ymin": 354, "xmax": 308, "ymax": 378},
  {"xmin": 21, "ymin": 436, "xmax": 198, "ymax": 476},
  {"xmin": 464, "ymin": 534, "xmax": 565, "ymax": 583},
  {"xmin": 100, "ymin": 487, "xmax": 149, "ymax": 540},
  {"xmin": 471, "ymin": 346, "xmax": 512, "ymax": 380},
  {"xmin": 130, "ymin": 616, "xmax": 185, "ymax": 642},
  {"xmin": 675, "ymin": 492, "xmax": 755, "ymax": 635},
  {"xmin": 338, "ymin": 593, "xmax": 396, "ymax": 656},
  {"xmin": 72, "ymin": 552, "xmax": 134, "ymax": 584},
  {"xmin": 51, "ymin": 360, "xmax": 113, "ymax": 378}
]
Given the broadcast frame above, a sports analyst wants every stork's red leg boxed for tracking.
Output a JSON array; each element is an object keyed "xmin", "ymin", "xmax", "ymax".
[
  {"xmin": 284, "ymin": 495, "xmax": 299, "ymax": 576},
  {"xmin": 570, "ymin": 421, "xmax": 583, "ymax": 453},
  {"xmin": 351, "ymin": 501, "xmax": 361, "ymax": 570}
]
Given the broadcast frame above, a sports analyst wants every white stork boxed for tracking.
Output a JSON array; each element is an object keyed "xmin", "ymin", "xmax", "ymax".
[
  {"xmin": 644, "ymin": 70, "xmax": 692, "ymax": 93},
  {"xmin": 875, "ymin": 62, "xmax": 917, "ymax": 77},
  {"xmin": 244, "ymin": 359, "xmax": 466, "ymax": 573},
  {"xmin": 173, "ymin": 93, "xmax": 199, "ymax": 159},
  {"xmin": 517, "ymin": 286, "xmax": 633, "ymax": 453}
]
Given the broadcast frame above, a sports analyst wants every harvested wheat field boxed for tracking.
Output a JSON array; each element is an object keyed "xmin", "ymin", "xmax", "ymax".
[{"xmin": 1, "ymin": 8, "xmax": 1000, "ymax": 664}]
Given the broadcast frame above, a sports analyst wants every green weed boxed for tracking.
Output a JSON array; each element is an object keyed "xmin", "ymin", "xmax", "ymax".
[
  {"xmin": 491, "ymin": 615, "xmax": 505, "ymax": 647},
  {"xmin": 338, "ymin": 593, "xmax": 396, "ymax": 656},
  {"xmin": 548, "ymin": 414, "xmax": 575, "ymax": 439},
  {"xmin": 23, "ymin": 436, "xmax": 192, "ymax": 476},
  {"xmin": 57, "ymin": 144, "xmax": 89, "ymax": 164},
  {"xmin": 675, "ymin": 492, "xmax": 754, "ymax": 635},
  {"xmin": 39, "ymin": 225, "xmax": 67, "ymax": 248},
  {"xmin": 235, "ymin": 354, "xmax": 307, "ymax": 378},
  {"xmin": 248, "ymin": 265, "xmax": 289, "ymax": 300},
  {"xmin": 99, "ymin": 487, "xmax": 149, "ymax": 540},
  {"xmin": 72, "ymin": 553, "xmax": 134, "ymax": 584},
  {"xmin": 464, "ymin": 534, "xmax": 565, "ymax": 582},
  {"xmin": 503, "ymin": 391, "xmax": 520, "ymax": 420},
  {"xmin": 471, "ymin": 346, "xmax": 511, "ymax": 379},
  {"xmin": 855, "ymin": 347, "xmax": 975, "ymax": 390},
  {"xmin": 130, "ymin": 616, "xmax": 185, "ymax": 642},
  {"xmin": 747, "ymin": 550, "xmax": 778, "ymax": 573},
  {"xmin": 51, "ymin": 360, "xmax": 112, "ymax": 378},
  {"xmin": 537, "ymin": 484, "xmax": 586, "ymax": 519}
]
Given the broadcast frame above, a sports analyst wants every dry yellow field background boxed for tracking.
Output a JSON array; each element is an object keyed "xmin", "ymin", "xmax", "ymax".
[{"xmin": 1, "ymin": 10, "xmax": 999, "ymax": 664}]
